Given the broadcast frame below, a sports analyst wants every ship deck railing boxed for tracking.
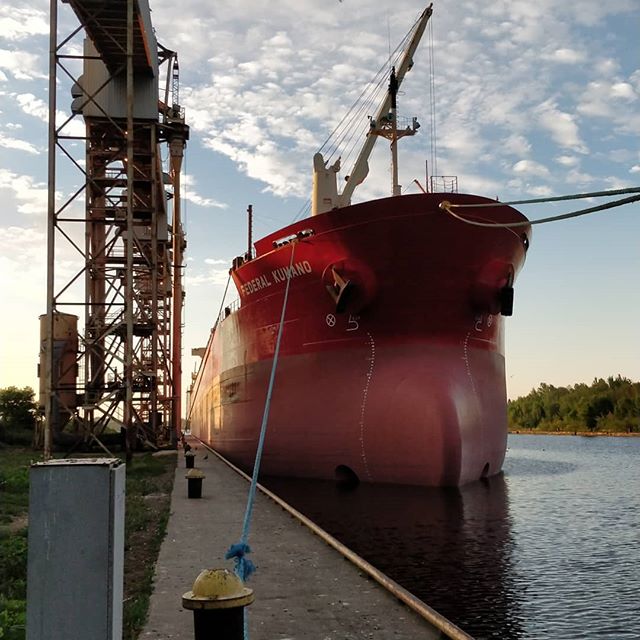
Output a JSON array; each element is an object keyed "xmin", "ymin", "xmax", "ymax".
[{"xmin": 215, "ymin": 297, "xmax": 241, "ymax": 328}]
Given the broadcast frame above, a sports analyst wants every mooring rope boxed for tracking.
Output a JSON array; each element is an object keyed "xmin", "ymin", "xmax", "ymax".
[
  {"xmin": 444, "ymin": 186, "xmax": 640, "ymax": 208},
  {"xmin": 225, "ymin": 242, "xmax": 297, "ymax": 635},
  {"xmin": 215, "ymin": 273, "xmax": 231, "ymax": 326},
  {"xmin": 439, "ymin": 186, "xmax": 640, "ymax": 229}
]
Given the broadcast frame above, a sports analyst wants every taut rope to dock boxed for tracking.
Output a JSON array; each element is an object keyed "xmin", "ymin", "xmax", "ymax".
[{"xmin": 439, "ymin": 186, "xmax": 640, "ymax": 228}]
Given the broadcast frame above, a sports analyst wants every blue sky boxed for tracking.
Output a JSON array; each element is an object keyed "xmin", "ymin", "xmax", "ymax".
[{"xmin": 1, "ymin": 0, "xmax": 639, "ymax": 401}]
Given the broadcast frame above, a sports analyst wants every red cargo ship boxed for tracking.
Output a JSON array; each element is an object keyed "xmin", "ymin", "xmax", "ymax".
[{"xmin": 187, "ymin": 4, "xmax": 530, "ymax": 486}]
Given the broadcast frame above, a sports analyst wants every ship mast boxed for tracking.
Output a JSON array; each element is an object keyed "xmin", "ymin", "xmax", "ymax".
[{"xmin": 312, "ymin": 3, "xmax": 433, "ymax": 215}]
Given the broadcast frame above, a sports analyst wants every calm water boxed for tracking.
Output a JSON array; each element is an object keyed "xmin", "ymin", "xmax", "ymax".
[{"xmin": 262, "ymin": 435, "xmax": 640, "ymax": 639}]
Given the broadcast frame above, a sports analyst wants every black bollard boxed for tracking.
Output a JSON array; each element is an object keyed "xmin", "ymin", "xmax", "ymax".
[
  {"xmin": 185, "ymin": 451, "xmax": 196, "ymax": 469},
  {"xmin": 183, "ymin": 569, "xmax": 254, "ymax": 640},
  {"xmin": 186, "ymin": 469, "xmax": 205, "ymax": 499}
]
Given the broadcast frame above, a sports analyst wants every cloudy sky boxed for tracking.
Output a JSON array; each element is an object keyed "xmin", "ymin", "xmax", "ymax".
[{"xmin": 1, "ymin": 0, "xmax": 639, "ymax": 401}]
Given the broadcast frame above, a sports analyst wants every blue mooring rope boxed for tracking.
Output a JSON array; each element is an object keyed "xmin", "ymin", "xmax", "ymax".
[{"xmin": 225, "ymin": 243, "xmax": 297, "ymax": 638}]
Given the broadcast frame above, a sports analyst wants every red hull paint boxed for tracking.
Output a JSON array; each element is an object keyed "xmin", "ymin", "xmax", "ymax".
[{"xmin": 188, "ymin": 193, "xmax": 530, "ymax": 486}]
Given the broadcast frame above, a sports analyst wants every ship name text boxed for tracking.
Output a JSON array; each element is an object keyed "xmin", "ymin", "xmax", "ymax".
[{"xmin": 240, "ymin": 260, "xmax": 313, "ymax": 296}]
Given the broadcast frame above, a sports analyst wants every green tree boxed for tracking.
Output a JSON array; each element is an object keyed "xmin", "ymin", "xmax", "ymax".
[
  {"xmin": 584, "ymin": 395, "xmax": 614, "ymax": 430},
  {"xmin": 0, "ymin": 387, "xmax": 37, "ymax": 444}
]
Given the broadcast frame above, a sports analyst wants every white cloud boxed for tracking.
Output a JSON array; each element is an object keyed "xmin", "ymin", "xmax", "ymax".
[
  {"xmin": 577, "ymin": 79, "xmax": 640, "ymax": 135},
  {"xmin": 0, "ymin": 168, "xmax": 48, "ymax": 215},
  {"xmin": 186, "ymin": 263, "xmax": 230, "ymax": 287},
  {"xmin": 606, "ymin": 149, "xmax": 636, "ymax": 164},
  {"xmin": 610, "ymin": 82, "xmax": 636, "ymax": 101},
  {"xmin": 594, "ymin": 58, "xmax": 620, "ymax": 76},
  {"xmin": 0, "ymin": 7, "xmax": 48, "ymax": 40},
  {"xmin": 16, "ymin": 92, "xmax": 47, "ymax": 119},
  {"xmin": 436, "ymin": 126, "xmax": 487, "ymax": 162},
  {"xmin": 565, "ymin": 168, "xmax": 596, "ymax": 185},
  {"xmin": 577, "ymin": 82, "xmax": 614, "ymax": 118},
  {"xmin": 544, "ymin": 48, "xmax": 585, "ymax": 64},
  {"xmin": 202, "ymin": 134, "xmax": 306, "ymax": 198},
  {"xmin": 184, "ymin": 192, "xmax": 228, "ymax": 209},
  {"xmin": 0, "ymin": 226, "xmax": 46, "ymax": 302},
  {"xmin": 505, "ymin": 178, "xmax": 553, "ymax": 199},
  {"xmin": 181, "ymin": 174, "xmax": 228, "ymax": 209},
  {"xmin": 555, "ymin": 155, "xmax": 580, "ymax": 167},
  {"xmin": 513, "ymin": 160, "xmax": 550, "ymax": 177},
  {"xmin": 602, "ymin": 174, "xmax": 636, "ymax": 190},
  {"xmin": 458, "ymin": 173, "xmax": 503, "ymax": 198},
  {"xmin": 15, "ymin": 92, "xmax": 85, "ymax": 137},
  {"xmin": 0, "ymin": 132, "xmax": 39, "ymax": 154},
  {"xmin": 502, "ymin": 134, "xmax": 531, "ymax": 156},
  {"xmin": 536, "ymin": 100, "xmax": 587, "ymax": 153},
  {"xmin": 526, "ymin": 185, "xmax": 554, "ymax": 197},
  {"xmin": 630, "ymin": 165, "xmax": 640, "ymax": 174},
  {"xmin": 0, "ymin": 49, "xmax": 45, "ymax": 80}
]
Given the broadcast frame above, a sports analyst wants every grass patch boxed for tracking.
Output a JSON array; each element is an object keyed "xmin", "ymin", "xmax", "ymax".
[
  {"xmin": 0, "ymin": 531, "xmax": 28, "ymax": 599},
  {"xmin": 123, "ymin": 452, "xmax": 176, "ymax": 640},
  {"xmin": 0, "ymin": 446, "xmax": 176, "ymax": 640},
  {"xmin": 0, "ymin": 598, "xmax": 26, "ymax": 640},
  {"xmin": 0, "ymin": 449, "xmax": 40, "ymax": 525},
  {"xmin": 0, "ymin": 528, "xmax": 28, "ymax": 639}
]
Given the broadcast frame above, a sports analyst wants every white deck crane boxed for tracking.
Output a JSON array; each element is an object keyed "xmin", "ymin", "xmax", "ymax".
[{"xmin": 312, "ymin": 3, "xmax": 433, "ymax": 215}]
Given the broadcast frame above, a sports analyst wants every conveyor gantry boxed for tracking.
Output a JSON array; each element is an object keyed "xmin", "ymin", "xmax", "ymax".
[
  {"xmin": 42, "ymin": 0, "xmax": 187, "ymax": 457},
  {"xmin": 63, "ymin": 0, "xmax": 155, "ymax": 75}
]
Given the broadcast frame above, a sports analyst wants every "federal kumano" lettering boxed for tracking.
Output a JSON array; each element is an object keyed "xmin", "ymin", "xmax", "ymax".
[
  {"xmin": 240, "ymin": 260, "xmax": 313, "ymax": 296},
  {"xmin": 271, "ymin": 260, "xmax": 312, "ymax": 283}
]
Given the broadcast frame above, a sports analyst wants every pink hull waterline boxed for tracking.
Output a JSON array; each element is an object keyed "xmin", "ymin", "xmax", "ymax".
[{"xmin": 188, "ymin": 193, "xmax": 529, "ymax": 487}]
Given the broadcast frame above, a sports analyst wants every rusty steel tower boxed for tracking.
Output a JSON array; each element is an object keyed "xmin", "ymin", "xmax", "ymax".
[{"xmin": 42, "ymin": 0, "xmax": 188, "ymax": 456}]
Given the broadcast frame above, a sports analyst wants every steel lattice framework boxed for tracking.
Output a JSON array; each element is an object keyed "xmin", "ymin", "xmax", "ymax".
[{"xmin": 42, "ymin": 0, "xmax": 188, "ymax": 456}]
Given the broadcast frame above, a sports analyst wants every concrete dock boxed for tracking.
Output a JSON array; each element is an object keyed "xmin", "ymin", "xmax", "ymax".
[{"xmin": 142, "ymin": 443, "xmax": 467, "ymax": 639}]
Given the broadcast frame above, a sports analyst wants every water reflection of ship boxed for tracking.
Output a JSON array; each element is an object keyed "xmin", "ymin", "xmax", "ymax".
[{"xmin": 262, "ymin": 473, "xmax": 525, "ymax": 639}]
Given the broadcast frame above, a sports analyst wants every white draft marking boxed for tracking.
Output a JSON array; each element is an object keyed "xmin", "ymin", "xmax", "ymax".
[
  {"xmin": 462, "ymin": 331, "xmax": 479, "ymax": 399},
  {"xmin": 346, "ymin": 314, "xmax": 360, "ymax": 332},
  {"xmin": 358, "ymin": 331, "xmax": 375, "ymax": 481},
  {"xmin": 325, "ymin": 313, "xmax": 336, "ymax": 327}
]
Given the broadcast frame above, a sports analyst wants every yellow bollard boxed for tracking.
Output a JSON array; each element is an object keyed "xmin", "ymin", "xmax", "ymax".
[
  {"xmin": 182, "ymin": 568, "xmax": 254, "ymax": 639},
  {"xmin": 185, "ymin": 468, "xmax": 205, "ymax": 499}
]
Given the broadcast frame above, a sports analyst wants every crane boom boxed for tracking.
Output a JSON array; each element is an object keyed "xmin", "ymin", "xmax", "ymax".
[
  {"xmin": 311, "ymin": 3, "xmax": 433, "ymax": 214},
  {"xmin": 338, "ymin": 3, "xmax": 432, "ymax": 206}
]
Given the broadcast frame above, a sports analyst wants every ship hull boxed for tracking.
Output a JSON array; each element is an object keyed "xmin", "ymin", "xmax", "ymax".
[{"xmin": 188, "ymin": 193, "xmax": 530, "ymax": 486}]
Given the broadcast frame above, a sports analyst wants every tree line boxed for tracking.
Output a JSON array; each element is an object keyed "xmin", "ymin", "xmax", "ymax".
[{"xmin": 508, "ymin": 375, "xmax": 639, "ymax": 433}]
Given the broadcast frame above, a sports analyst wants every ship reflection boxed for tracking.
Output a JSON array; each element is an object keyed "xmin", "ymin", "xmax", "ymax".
[{"xmin": 261, "ymin": 473, "xmax": 525, "ymax": 639}]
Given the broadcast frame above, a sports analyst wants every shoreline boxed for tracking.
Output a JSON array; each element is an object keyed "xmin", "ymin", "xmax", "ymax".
[{"xmin": 508, "ymin": 429, "xmax": 640, "ymax": 437}]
